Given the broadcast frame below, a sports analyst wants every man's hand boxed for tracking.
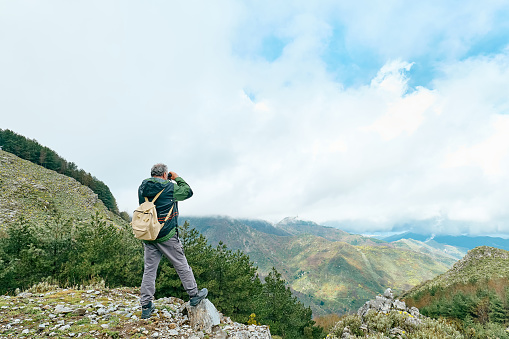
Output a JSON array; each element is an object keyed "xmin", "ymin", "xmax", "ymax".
[{"xmin": 168, "ymin": 171, "xmax": 179, "ymax": 180}]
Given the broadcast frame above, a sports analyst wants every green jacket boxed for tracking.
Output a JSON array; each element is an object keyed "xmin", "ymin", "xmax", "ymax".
[{"xmin": 137, "ymin": 176, "xmax": 193, "ymax": 243}]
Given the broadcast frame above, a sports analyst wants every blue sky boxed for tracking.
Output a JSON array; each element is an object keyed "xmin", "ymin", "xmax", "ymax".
[
  {"xmin": 1, "ymin": 0, "xmax": 509, "ymax": 235},
  {"xmin": 237, "ymin": 1, "xmax": 509, "ymax": 88}
]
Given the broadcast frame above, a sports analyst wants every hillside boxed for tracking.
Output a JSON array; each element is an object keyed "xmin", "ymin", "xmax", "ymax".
[
  {"xmin": 0, "ymin": 150, "xmax": 124, "ymax": 228},
  {"xmin": 0, "ymin": 129, "xmax": 118, "ymax": 213},
  {"xmin": 328, "ymin": 288, "xmax": 464, "ymax": 338},
  {"xmin": 326, "ymin": 247, "xmax": 509, "ymax": 338},
  {"xmin": 399, "ymin": 247, "xmax": 509, "ymax": 337},
  {"xmin": 183, "ymin": 216, "xmax": 459, "ymax": 316},
  {"xmin": 402, "ymin": 246, "xmax": 509, "ymax": 303}
]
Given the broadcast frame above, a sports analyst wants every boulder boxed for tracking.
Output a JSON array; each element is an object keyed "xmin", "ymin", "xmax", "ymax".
[
  {"xmin": 54, "ymin": 304, "xmax": 73, "ymax": 314},
  {"xmin": 182, "ymin": 299, "xmax": 221, "ymax": 333}
]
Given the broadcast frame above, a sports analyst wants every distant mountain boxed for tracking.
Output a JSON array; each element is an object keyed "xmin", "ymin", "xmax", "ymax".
[
  {"xmin": 382, "ymin": 232, "xmax": 431, "ymax": 242},
  {"xmin": 275, "ymin": 216, "xmax": 386, "ymax": 245},
  {"xmin": 183, "ymin": 215, "xmax": 460, "ymax": 315},
  {"xmin": 239, "ymin": 218, "xmax": 292, "ymax": 237},
  {"xmin": 390, "ymin": 238, "xmax": 467, "ymax": 261},
  {"xmin": 382, "ymin": 232, "xmax": 509, "ymax": 251}
]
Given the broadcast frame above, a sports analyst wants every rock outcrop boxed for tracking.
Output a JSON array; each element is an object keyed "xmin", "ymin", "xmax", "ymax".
[
  {"xmin": 185, "ymin": 299, "xmax": 222, "ymax": 332},
  {"xmin": 357, "ymin": 288, "xmax": 421, "ymax": 325},
  {"xmin": 329, "ymin": 288, "xmax": 463, "ymax": 339}
]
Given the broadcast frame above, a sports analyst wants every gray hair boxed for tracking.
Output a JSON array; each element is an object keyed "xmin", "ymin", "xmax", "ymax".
[{"xmin": 151, "ymin": 163, "xmax": 168, "ymax": 177}]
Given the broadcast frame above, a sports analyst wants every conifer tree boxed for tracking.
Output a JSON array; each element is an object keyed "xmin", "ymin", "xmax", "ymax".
[
  {"xmin": 254, "ymin": 268, "xmax": 322, "ymax": 338},
  {"xmin": 488, "ymin": 292, "xmax": 506, "ymax": 323},
  {"xmin": 207, "ymin": 242, "xmax": 262, "ymax": 322}
]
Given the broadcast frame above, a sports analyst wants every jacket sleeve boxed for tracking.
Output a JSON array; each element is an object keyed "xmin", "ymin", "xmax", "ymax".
[{"xmin": 173, "ymin": 177, "xmax": 193, "ymax": 201}]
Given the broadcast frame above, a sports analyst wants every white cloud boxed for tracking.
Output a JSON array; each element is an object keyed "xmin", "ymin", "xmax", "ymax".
[
  {"xmin": 333, "ymin": 0, "xmax": 509, "ymax": 60},
  {"xmin": 442, "ymin": 115, "xmax": 509, "ymax": 176},
  {"xmin": 1, "ymin": 1, "xmax": 509, "ymax": 236},
  {"xmin": 363, "ymin": 61, "xmax": 437, "ymax": 140}
]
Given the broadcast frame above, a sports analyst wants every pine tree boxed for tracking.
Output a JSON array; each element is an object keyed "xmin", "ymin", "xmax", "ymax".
[
  {"xmin": 489, "ymin": 293, "xmax": 506, "ymax": 323},
  {"xmin": 207, "ymin": 242, "xmax": 262, "ymax": 322},
  {"xmin": 254, "ymin": 268, "xmax": 322, "ymax": 338},
  {"xmin": 68, "ymin": 212, "xmax": 142, "ymax": 286}
]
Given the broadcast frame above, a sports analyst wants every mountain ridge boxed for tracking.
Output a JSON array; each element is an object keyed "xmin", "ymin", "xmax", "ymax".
[
  {"xmin": 182, "ymin": 215, "xmax": 461, "ymax": 315},
  {"xmin": 381, "ymin": 231, "xmax": 509, "ymax": 251}
]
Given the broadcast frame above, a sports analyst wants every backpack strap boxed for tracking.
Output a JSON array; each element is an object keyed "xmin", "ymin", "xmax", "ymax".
[
  {"xmin": 163, "ymin": 204, "xmax": 174, "ymax": 222},
  {"xmin": 143, "ymin": 187, "xmax": 174, "ymax": 222},
  {"xmin": 144, "ymin": 188, "xmax": 165, "ymax": 203}
]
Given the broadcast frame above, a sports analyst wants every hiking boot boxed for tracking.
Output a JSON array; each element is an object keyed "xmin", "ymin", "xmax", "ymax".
[
  {"xmin": 190, "ymin": 288, "xmax": 208, "ymax": 307},
  {"xmin": 141, "ymin": 301, "xmax": 155, "ymax": 319}
]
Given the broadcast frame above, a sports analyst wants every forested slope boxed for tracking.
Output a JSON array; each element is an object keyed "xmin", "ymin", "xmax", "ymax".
[{"xmin": 0, "ymin": 129, "xmax": 118, "ymax": 213}]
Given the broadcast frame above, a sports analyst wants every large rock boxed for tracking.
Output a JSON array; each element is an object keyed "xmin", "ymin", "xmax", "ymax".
[
  {"xmin": 54, "ymin": 304, "xmax": 73, "ymax": 314},
  {"xmin": 357, "ymin": 288, "xmax": 421, "ymax": 324},
  {"xmin": 183, "ymin": 299, "xmax": 221, "ymax": 333}
]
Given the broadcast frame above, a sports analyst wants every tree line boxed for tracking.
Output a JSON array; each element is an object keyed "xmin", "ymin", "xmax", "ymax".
[
  {"xmin": 408, "ymin": 282, "xmax": 509, "ymax": 338},
  {"xmin": 0, "ymin": 129, "xmax": 119, "ymax": 214},
  {"xmin": 0, "ymin": 215, "xmax": 325, "ymax": 339}
]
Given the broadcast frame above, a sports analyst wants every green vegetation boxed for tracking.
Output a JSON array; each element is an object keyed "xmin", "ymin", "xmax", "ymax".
[
  {"xmin": 0, "ymin": 129, "xmax": 118, "ymax": 213},
  {"xmin": 0, "ymin": 216, "xmax": 324, "ymax": 338},
  {"xmin": 328, "ymin": 311, "xmax": 463, "ymax": 338},
  {"xmin": 402, "ymin": 283, "xmax": 509, "ymax": 338},
  {"xmin": 0, "ymin": 213, "xmax": 142, "ymax": 292},
  {"xmin": 0, "ymin": 148, "xmax": 123, "ymax": 228},
  {"xmin": 401, "ymin": 247, "xmax": 509, "ymax": 338}
]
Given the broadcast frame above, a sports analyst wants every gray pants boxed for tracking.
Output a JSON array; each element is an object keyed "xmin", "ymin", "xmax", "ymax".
[{"xmin": 140, "ymin": 234, "xmax": 198, "ymax": 305}]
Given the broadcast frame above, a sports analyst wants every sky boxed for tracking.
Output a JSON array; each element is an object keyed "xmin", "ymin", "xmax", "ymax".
[{"xmin": 1, "ymin": 0, "xmax": 509, "ymax": 235}]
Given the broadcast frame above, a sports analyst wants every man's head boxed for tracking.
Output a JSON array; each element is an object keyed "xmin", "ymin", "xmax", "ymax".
[{"xmin": 151, "ymin": 163, "xmax": 168, "ymax": 178}]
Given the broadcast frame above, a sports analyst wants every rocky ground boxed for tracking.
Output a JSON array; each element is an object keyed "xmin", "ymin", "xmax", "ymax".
[{"xmin": 0, "ymin": 283, "xmax": 271, "ymax": 338}]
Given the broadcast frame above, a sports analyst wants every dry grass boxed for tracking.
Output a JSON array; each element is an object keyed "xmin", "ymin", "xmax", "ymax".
[{"xmin": 313, "ymin": 313, "xmax": 342, "ymax": 332}]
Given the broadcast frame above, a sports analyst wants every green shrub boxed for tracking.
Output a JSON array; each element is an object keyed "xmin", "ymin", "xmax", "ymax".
[
  {"xmin": 329, "ymin": 311, "xmax": 463, "ymax": 338},
  {"xmin": 330, "ymin": 314, "xmax": 364, "ymax": 337},
  {"xmin": 462, "ymin": 317, "xmax": 509, "ymax": 339}
]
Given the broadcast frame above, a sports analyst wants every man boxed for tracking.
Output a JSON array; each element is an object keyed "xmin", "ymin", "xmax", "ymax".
[{"xmin": 138, "ymin": 163, "xmax": 207, "ymax": 319}]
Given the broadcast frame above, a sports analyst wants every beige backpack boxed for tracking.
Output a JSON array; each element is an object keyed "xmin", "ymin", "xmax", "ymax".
[{"xmin": 131, "ymin": 189, "xmax": 174, "ymax": 240}]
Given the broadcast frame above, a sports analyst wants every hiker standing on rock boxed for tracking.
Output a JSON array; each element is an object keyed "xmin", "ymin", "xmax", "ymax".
[{"xmin": 137, "ymin": 163, "xmax": 207, "ymax": 319}]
